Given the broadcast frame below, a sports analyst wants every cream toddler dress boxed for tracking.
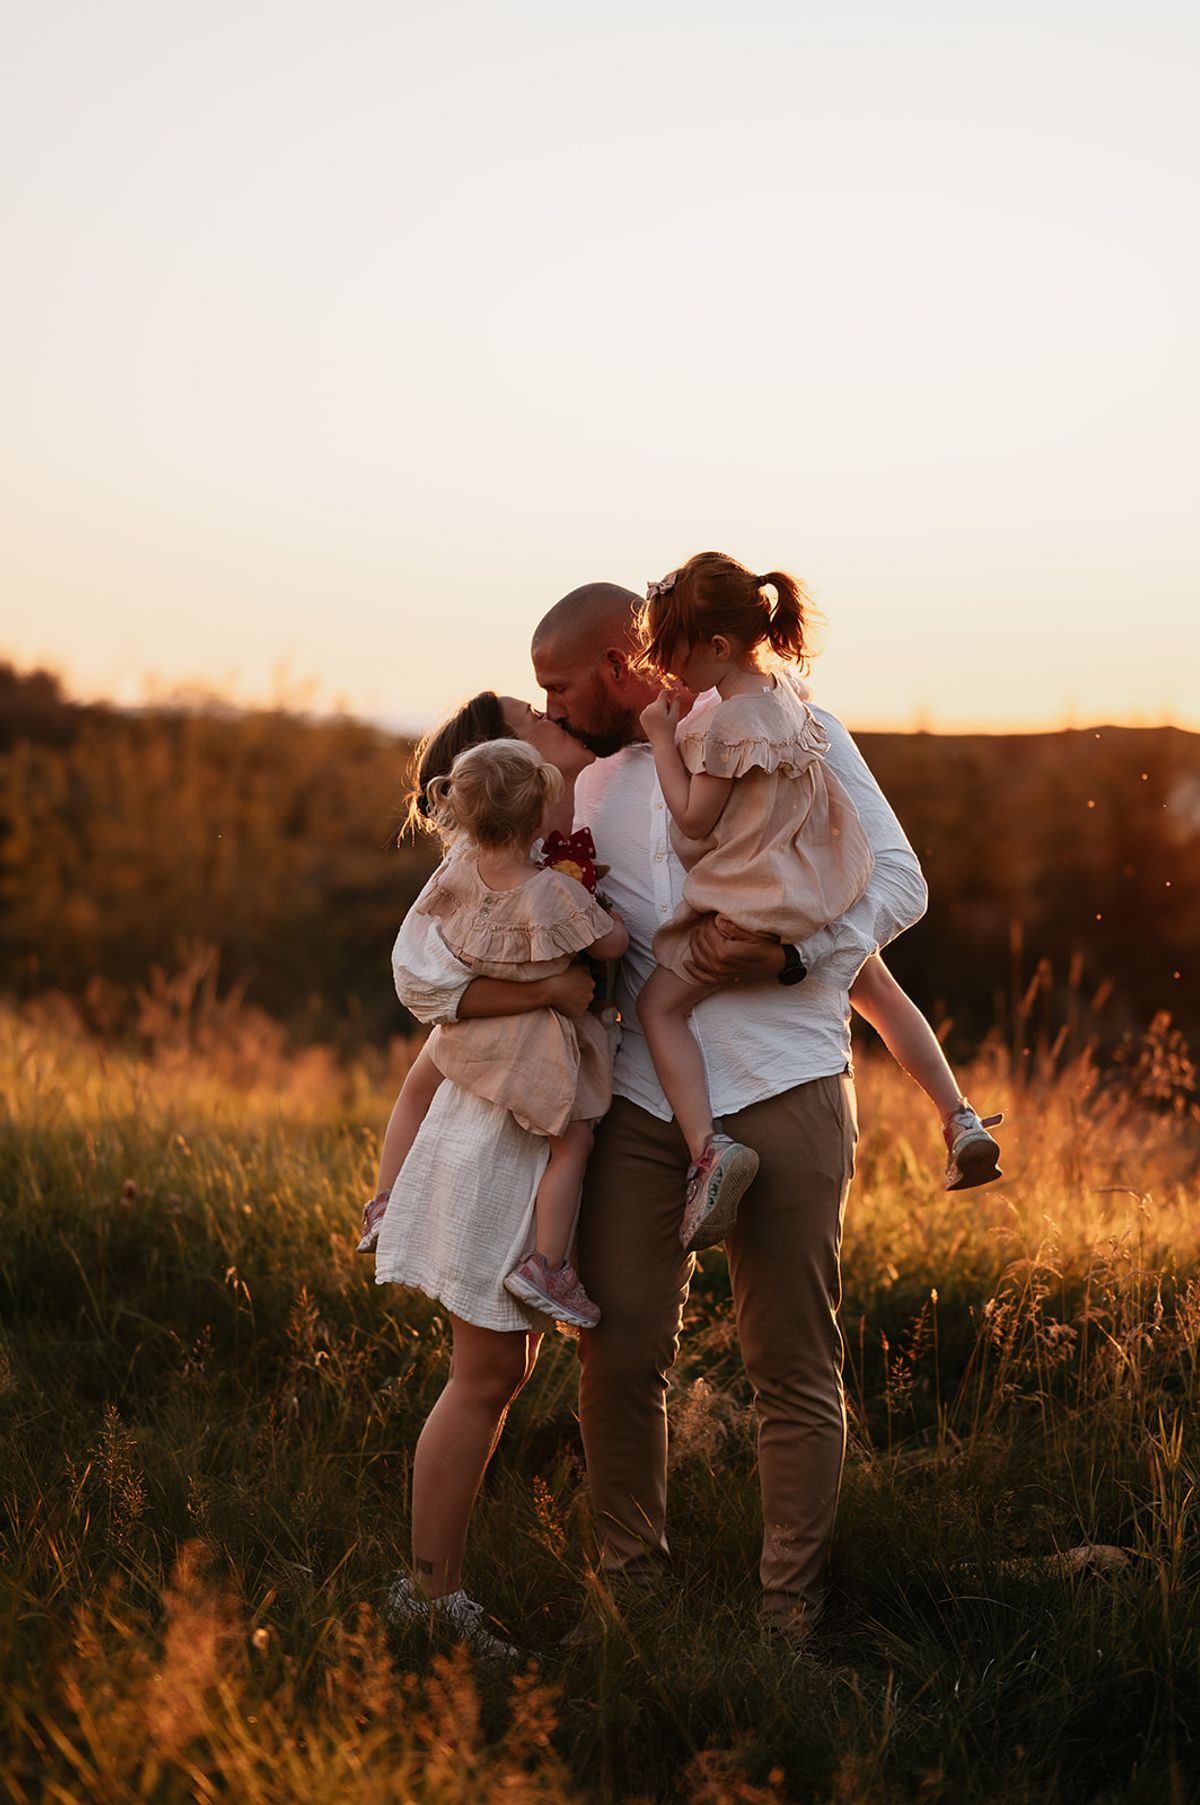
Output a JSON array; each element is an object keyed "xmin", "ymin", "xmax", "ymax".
[
  {"xmin": 654, "ymin": 675, "xmax": 876, "ymax": 979},
  {"xmin": 374, "ymin": 854, "xmax": 616, "ymax": 1331},
  {"xmin": 418, "ymin": 854, "xmax": 616, "ymax": 1136}
]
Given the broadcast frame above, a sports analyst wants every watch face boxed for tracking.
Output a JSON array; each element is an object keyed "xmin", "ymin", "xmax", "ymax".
[{"xmin": 779, "ymin": 946, "xmax": 805, "ymax": 984}]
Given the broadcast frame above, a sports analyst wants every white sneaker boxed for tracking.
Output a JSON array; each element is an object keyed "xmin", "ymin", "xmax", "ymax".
[
  {"xmin": 382, "ymin": 1574, "xmax": 521, "ymax": 1662},
  {"xmin": 943, "ymin": 1105, "xmax": 1004, "ymax": 1191}
]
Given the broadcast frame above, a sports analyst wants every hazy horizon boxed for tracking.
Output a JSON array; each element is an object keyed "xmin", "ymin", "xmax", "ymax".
[{"xmin": 4, "ymin": 0, "xmax": 1197, "ymax": 734}]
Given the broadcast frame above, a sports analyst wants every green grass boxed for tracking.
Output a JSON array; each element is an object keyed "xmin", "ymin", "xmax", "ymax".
[{"xmin": 1, "ymin": 1002, "xmax": 1198, "ymax": 1802}]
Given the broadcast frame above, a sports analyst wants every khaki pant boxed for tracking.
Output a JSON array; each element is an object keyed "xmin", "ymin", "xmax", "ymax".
[{"xmin": 575, "ymin": 1073, "xmax": 857, "ymax": 1619}]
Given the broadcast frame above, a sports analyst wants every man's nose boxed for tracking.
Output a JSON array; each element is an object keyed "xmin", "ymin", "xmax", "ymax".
[{"xmin": 545, "ymin": 699, "xmax": 568, "ymax": 723}]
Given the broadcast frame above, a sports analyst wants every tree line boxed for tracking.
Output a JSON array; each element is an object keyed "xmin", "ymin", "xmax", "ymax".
[{"xmin": 2, "ymin": 664, "xmax": 1196, "ymax": 1054}]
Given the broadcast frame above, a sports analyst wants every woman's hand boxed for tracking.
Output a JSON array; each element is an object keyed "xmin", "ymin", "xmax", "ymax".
[
  {"xmin": 640, "ymin": 689, "xmax": 685, "ymax": 742},
  {"xmin": 542, "ymin": 964, "xmax": 596, "ymax": 1017}
]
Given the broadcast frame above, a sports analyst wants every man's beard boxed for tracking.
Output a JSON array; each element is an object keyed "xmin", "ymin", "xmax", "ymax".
[{"xmin": 563, "ymin": 677, "xmax": 642, "ymax": 759}]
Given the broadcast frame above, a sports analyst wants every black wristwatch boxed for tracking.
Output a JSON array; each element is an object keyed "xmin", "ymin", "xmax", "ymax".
[{"xmin": 778, "ymin": 943, "xmax": 808, "ymax": 986}]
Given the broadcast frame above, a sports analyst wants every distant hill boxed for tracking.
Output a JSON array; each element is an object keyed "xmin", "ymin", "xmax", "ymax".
[{"xmin": 2, "ymin": 664, "xmax": 1196, "ymax": 1052}]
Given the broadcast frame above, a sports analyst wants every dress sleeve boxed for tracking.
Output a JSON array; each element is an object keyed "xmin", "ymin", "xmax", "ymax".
[
  {"xmin": 676, "ymin": 694, "xmax": 828, "ymax": 781},
  {"xmin": 391, "ymin": 895, "xmax": 474, "ymax": 1025},
  {"xmin": 422, "ymin": 867, "xmax": 616, "ymax": 965}
]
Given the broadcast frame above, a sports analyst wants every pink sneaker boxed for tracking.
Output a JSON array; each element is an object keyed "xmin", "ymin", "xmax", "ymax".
[
  {"xmin": 680, "ymin": 1133, "xmax": 759, "ymax": 1252},
  {"xmin": 504, "ymin": 1252, "xmax": 601, "ymax": 1328},
  {"xmin": 356, "ymin": 1189, "xmax": 390, "ymax": 1255}
]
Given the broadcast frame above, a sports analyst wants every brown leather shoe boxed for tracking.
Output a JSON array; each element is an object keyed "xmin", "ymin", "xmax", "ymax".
[
  {"xmin": 759, "ymin": 1594, "xmax": 823, "ymax": 1653},
  {"xmin": 558, "ymin": 1563, "xmax": 676, "ymax": 1648}
]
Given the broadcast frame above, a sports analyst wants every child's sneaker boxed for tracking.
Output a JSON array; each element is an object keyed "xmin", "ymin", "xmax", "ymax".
[
  {"xmin": 382, "ymin": 1574, "xmax": 521, "ymax": 1661},
  {"xmin": 504, "ymin": 1251, "xmax": 601, "ymax": 1328},
  {"xmin": 356, "ymin": 1189, "xmax": 391, "ymax": 1255},
  {"xmin": 943, "ymin": 1105, "xmax": 1004, "ymax": 1191},
  {"xmin": 680, "ymin": 1133, "xmax": 759, "ymax": 1252}
]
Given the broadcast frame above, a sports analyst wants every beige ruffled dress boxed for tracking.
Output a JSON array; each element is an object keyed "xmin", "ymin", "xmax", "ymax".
[
  {"xmin": 419, "ymin": 855, "xmax": 616, "ymax": 1138},
  {"xmin": 654, "ymin": 678, "xmax": 876, "ymax": 979}
]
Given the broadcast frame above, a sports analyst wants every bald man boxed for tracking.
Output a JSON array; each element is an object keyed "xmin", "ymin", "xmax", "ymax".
[{"xmin": 531, "ymin": 580, "xmax": 927, "ymax": 1641}]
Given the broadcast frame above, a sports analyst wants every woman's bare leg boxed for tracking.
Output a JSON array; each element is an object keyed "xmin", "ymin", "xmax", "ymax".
[
  {"xmin": 410, "ymin": 1316, "xmax": 542, "ymax": 1597},
  {"xmin": 850, "ymin": 954, "xmax": 963, "ymax": 1119},
  {"xmin": 636, "ymin": 965, "xmax": 722, "ymax": 1162},
  {"xmin": 375, "ymin": 1041, "xmax": 445, "ymax": 1194},
  {"xmin": 532, "ymin": 1121, "xmax": 594, "ymax": 1268}
]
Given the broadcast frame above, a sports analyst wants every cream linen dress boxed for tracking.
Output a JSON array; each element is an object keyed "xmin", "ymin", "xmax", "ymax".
[
  {"xmin": 374, "ymin": 853, "xmax": 616, "ymax": 1331},
  {"xmin": 654, "ymin": 676, "xmax": 876, "ymax": 980}
]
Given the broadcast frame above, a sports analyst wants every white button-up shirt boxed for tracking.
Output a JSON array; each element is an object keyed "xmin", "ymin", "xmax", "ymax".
[{"xmin": 392, "ymin": 702, "xmax": 927, "ymax": 1121}]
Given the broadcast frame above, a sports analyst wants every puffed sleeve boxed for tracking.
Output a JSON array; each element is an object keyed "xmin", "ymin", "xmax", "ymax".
[{"xmin": 677, "ymin": 691, "xmax": 830, "ymax": 781}]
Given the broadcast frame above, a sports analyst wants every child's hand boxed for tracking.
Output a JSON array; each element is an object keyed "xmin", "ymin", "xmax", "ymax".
[{"xmin": 640, "ymin": 689, "xmax": 684, "ymax": 741}]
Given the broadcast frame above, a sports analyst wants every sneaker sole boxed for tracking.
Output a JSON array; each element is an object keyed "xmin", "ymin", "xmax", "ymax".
[
  {"xmin": 681, "ymin": 1145, "xmax": 759, "ymax": 1252},
  {"xmin": 503, "ymin": 1269, "xmax": 600, "ymax": 1329},
  {"xmin": 946, "ymin": 1134, "xmax": 1002, "ymax": 1191}
]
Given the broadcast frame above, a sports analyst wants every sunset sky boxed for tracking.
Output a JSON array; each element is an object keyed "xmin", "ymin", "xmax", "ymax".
[{"xmin": 3, "ymin": 0, "xmax": 1196, "ymax": 736}]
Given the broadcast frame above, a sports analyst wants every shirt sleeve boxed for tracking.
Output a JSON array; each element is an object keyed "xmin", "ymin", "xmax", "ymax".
[
  {"xmin": 793, "ymin": 707, "xmax": 928, "ymax": 986},
  {"xmin": 390, "ymin": 891, "xmax": 473, "ymax": 1026}
]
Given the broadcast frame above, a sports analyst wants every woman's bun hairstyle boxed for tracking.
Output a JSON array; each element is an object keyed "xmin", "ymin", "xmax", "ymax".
[{"xmin": 400, "ymin": 690, "xmax": 515, "ymax": 841}]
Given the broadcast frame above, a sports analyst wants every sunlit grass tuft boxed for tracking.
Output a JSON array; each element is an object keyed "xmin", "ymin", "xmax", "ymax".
[{"xmin": 1, "ymin": 1001, "xmax": 1198, "ymax": 1802}]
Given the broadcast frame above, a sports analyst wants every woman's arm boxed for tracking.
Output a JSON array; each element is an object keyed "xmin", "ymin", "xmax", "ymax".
[
  {"xmin": 586, "ymin": 909, "xmax": 629, "ymax": 964},
  {"xmin": 393, "ymin": 889, "xmax": 594, "ymax": 1023},
  {"xmin": 457, "ymin": 966, "xmax": 595, "ymax": 1020}
]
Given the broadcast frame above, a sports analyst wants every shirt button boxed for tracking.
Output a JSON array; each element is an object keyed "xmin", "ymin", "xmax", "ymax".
[{"xmin": 654, "ymin": 852, "xmax": 667, "ymax": 863}]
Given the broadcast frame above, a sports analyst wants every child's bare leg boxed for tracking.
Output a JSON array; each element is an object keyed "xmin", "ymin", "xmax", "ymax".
[
  {"xmin": 850, "ymin": 954, "xmax": 963, "ymax": 1119},
  {"xmin": 852, "ymin": 955, "xmax": 1003, "ymax": 1190},
  {"xmin": 375, "ymin": 1041, "xmax": 445, "ymax": 1194},
  {"xmin": 636, "ymin": 965, "xmax": 722, "ymax": 1162},
  {"xmin": 358, "ymin": 1042, "xmax": 445, "ymax": 1251},
  {"xmin": 533, "ymin": 1121, "xmax": 593, "ymax": 1269}
]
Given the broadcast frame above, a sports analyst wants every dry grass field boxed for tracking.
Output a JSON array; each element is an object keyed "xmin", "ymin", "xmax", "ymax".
[{"xmin": 1, "ymin": 995, "xmax": 1198, "ymax": 1803}]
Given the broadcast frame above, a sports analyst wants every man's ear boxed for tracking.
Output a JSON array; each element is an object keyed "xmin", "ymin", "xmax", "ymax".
[{"xmin": 604, "ymin": 647, "xmax": 631, "ymax": 685}]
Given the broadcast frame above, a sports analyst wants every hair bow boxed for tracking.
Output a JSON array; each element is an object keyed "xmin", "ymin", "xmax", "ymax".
[
  {"xmin": 645, "ymin": 569, "xmax": 679, "ymax": 603},
  {"xmin": 539, "ymin": 827, "xmax": 600, "ymax": 893}
]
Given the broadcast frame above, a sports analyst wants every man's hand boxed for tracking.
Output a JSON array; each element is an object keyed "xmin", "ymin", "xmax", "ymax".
[
  {"xmin": 542, "ymin": 964, "xmax": 596, "ymax": 1017},
  {"xmin": 684, "ymin": 913, "xmax": 787, "ymax": 985},
  {"xmin": 640, "ymin": 689, "xmax": 686, "ymax": 743}
]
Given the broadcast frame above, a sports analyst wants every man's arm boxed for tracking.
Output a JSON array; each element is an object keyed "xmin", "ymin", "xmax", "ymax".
[
  {"xmin": 792, "ymin": 707, "xmax": 927, "ymax": 983},
  {"xmin": 684, "ymin": 707, "xmax": 926, "ymax": 987}
]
